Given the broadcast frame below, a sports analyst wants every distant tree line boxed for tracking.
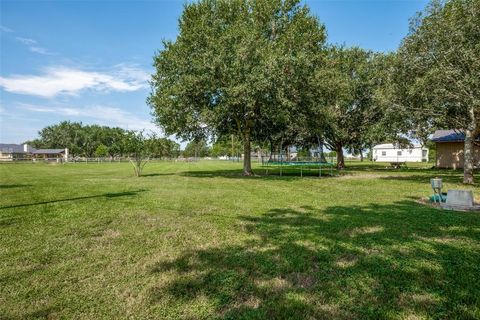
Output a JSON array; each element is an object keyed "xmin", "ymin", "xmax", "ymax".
[
  {"xmin": 149, "ymin": 0, "xmax": 479, "ymax": 183},
  {"xmin": 26, "ymin": 121, "xmax": 180, "ymax": 159},
  {"xmin": 182, "ymin": 137, "xmax": 243, "ymax": 158}
]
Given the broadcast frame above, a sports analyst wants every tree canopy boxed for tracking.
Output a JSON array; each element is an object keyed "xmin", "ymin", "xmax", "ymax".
[
  {"xmin": 26, "ymin": 121, "xmax": 180, "ymax": 160},
  {"xmin": 182, "ymin": 139, "xmax": 210, "ymax": 158},
  {"xmin": 392, "ymin": 0, "xmax": 480, "ymax": 183},
  {"xmin": 303, "ymin": 46, "xmax": 389, "ymax": 168},
  {"xmin": 148, "ymin": 0, "xmax": 326, "ymax": 175}
]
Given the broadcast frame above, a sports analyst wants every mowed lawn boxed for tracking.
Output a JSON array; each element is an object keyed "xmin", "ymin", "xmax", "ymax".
[{"xmin": 1, "ymin": 161, "xmax": 479, "ymax": 320}]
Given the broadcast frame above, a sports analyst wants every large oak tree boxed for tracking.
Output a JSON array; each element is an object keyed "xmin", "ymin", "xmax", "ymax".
[
  {"xmin": 394, "ymin": 0, "xmax": 479, "ymax": 184},
  {"xmin": 308, "ymin": 46, "xmax": 384, "ymax": 169},
  {"xmin": 148, "ymin": 0, "xmax": 325, "ymax": 175}
]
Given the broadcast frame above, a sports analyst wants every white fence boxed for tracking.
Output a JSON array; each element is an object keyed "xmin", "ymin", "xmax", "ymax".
[
  {"xmin": 0, "ymin": 157, "xmax": 179, "ymax": 164},
  {"xmin": 0, "ymin": 156, "xmax": 336, "ymax": 164}
]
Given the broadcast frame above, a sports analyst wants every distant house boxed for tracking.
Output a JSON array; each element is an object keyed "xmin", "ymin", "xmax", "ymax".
[
  {"xmin": 431, "ymin": 130, "xmax": 480, "ymax": 169},
  {"xmin": 0, "ymin": 144, "xmax": 33, "ymax": 161},
  {"xmin": 373, "ymin": 143, "xmax": 428, "ymax": 163},
  {"xmin": 0, "ymin": 143, "xmax": 68, "ymax": 162},
  {"xmin": 32, "ymin": 148, "xmax": 68, "ymax": 161}
]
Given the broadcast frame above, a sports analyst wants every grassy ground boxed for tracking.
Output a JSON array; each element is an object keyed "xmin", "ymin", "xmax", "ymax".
[{"xmin": 0, "ymin": 160, "xmax": 479, "ymax": 319}]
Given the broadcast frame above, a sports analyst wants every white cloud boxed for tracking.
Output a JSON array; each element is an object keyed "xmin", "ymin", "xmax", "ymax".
[
  {"xmin": 85, "ymin": 105, "xmax": 158, "ymax": 131},
  {"xmin": 29, "ymin": 46, "xmax": 50, "ymax": 55},
  {"xmin": 114, "ymin": 63, "xmax": 151, "ymax": 84},
  {"xmin": 0, "ymin": 65, "xmax": 150, "ymax": 98},
  {"xmin": 16, "ymin": 37, "xmax": 37, "ymax": 45},
  {"xmin": 19, "ymin": 103, "xmax": 159, "ymax": 132},
  {"xmin": 0, "ymin": 25, "xmax": 13, "ymax": 33},
  {"xmin": 15, "ymin": 37, "xmax": 53, "ymax": 55},
  {"xmin": 19, "ymin": 104, "xmax": 81, "ymax": 116}
]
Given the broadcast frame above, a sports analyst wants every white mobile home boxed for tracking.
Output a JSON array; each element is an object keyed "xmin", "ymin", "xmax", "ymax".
[{"xmin": 373, "ymin": 143, "xmax": 428, "ymax": 163}]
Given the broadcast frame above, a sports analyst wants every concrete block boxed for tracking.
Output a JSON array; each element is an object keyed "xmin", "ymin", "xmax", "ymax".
[{"xmin": 441, "ymin": 189, "xmax": 476, "ymax": 211}]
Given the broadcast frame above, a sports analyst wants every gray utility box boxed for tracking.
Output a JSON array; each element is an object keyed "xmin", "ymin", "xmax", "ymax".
[{"xmin": 431, "ymin": 178, "xmax": 443, "ymax": 189}]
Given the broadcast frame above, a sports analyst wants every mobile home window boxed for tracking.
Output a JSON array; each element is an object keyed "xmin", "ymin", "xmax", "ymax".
[
  {"xmin": 397, "ymin": 151, "xmax": 402, "ymax": 156},
  {"xmin": 381, "ymin": 151, "xmax": 386, "ymax": 156},
  {"xmin": 422, "ymin": 150, "xmax": 427, "ymax": 157}
]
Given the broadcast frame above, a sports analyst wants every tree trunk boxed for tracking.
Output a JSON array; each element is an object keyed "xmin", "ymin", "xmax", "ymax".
[
  {"xmin": 269, "ymin": 140, "xmax": 273, "ymax": 161},
  {"xmin": 360, "ymin": 151, "xmax": 364, "ymax": 162},
  {"xmin": 463, "ymin": 128, "xmax": 475, "ymax": 184},
  {"xmin": 319, "ymin": 138, "xmax": 325, "ymax": 162},
  {"xmin": 463, "ymin": 106, "xmax": 476, "ymax": 184},
  {"xmin": 243, "ymin": 129, "xmax": 253, "ymax": 176},
  {"xmin": 130, "ymin": 158, "xmax": 140, "ymax": 177},
  {"xmin": 336, "ymin": 144, "xmax": 345, "ymax": 169}
]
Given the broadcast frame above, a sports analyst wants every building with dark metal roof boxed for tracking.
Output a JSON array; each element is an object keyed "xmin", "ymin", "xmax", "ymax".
[
  {"xmin": 32, "ymin": 148, "xmax": 67, "ymax": 160},
  {"xmin": 431, "ymin": 130, "xmax": 479, "ymax": 169}
]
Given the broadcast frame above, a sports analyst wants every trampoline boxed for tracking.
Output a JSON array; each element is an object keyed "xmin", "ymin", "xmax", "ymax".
[{"xmin": 261, "ymin": 159, "xmax": 335, "ymax": 177}]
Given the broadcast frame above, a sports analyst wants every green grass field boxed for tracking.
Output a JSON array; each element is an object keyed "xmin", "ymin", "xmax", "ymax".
[{"xmin": 1, "ymin": 161, "xmax": 479, "ymax": 319}]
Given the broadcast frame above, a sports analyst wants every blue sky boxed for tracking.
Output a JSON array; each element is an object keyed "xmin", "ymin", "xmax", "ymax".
[{"xmin": 0, "ymin": 0, "xmax": 429, "ymax": 144}]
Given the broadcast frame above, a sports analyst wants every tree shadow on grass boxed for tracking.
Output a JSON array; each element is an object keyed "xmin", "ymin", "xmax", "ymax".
[
  {"xmin": 141, "ymin": 173, "xmax": 175, "ymax": 177},
  {"xmin": 343, "ymin": 163, "xmax": 435, "ymax": 172},
  {"xmin": 379, "ymin": 173, "xmax": 479, "ymax": 186},
  {"xmin": 0, "ymin": 184, "xmax": 32, "ymax": 189},
  {"xmin": 2, "ymin": 306, "xmax": 61, "ymax": 320},
  {"xmin": 333, "ymin": 166, "xmax": 474, "ymax": 185},
  {"xmin": 0, "ymin": 189, "xmax": 147, "ymax": 210},
  {"xmin": 180, "ymin": 169, "xmax": 335, "ymax": 181},
  {"xmin": 180, "ymin": 165, "xmax": 473, "ymax": 182},
  {"xmin": 180, "ymin": 169, "xmax": 299, "ymax": 181},
  {"xmin": 149, "ymin": 202, "xmax": 480, "ymax": 319},
  {"xmin": 345, "ymin": 163, "xmax": 479, "ymax": 175}
]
